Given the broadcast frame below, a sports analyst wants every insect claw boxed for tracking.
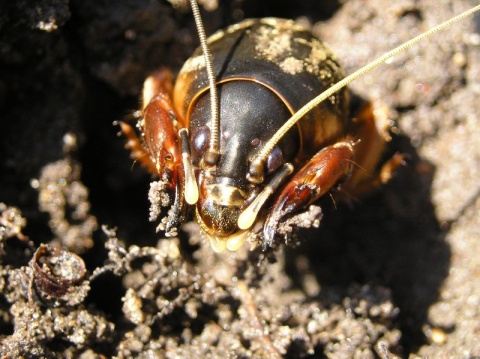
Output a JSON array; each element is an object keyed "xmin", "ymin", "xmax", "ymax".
[
  {"xmin": 262, "ymin": 222, "xmax": 277, "ymax": 249},
  {"xmin": 161, "ymin": 185, "xmax": 184, "ymax": 237}
]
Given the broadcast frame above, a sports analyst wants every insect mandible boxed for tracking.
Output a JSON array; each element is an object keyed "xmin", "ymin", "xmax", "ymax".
[{"xmin": 119, "ymin": 1, "xmax": 479, "ymax": 252}]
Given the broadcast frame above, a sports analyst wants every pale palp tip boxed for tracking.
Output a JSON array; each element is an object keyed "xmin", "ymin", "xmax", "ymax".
[{"xmin": 237, "ymin": 190, "xmax": 271, "ymax": 230}]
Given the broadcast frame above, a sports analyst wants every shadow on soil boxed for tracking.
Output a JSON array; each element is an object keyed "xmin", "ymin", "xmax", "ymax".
[{"xmin": 285, "ymin": 135, "xmax": 451, "ymax": 354}]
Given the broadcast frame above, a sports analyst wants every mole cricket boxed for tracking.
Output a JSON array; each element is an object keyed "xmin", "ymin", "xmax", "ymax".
[{"xmin": 118, "ymin": 1, "xmax": 479, "ymax": 252}]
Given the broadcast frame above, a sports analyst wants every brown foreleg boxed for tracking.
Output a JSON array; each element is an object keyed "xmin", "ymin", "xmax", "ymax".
[
  {"xmin": 117, "ymin": 68, "xmax": 182, "ymax": 175},
  {"xmin": 262, "ymin": 102, "xmax": 404, "ymax": 246},
  {"xmin": 263, "ymin": 142, "xmax": 354, "ymax": 246},
  {"xmin": 119, "ymin": 68, "xmax": 187, "ymax": 235}
]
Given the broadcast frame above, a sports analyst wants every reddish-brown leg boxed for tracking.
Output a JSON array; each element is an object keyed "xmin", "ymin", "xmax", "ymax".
[
  {"xmin": 119, "ymin": 68, "xmax": 187, "ymax": 235},
  {"xmin": 117, "ymin": 68, "xmax": 183, "ymax": 175},
  {"xmin": 263, "ymin": 101, "xmax": 404, "ymax": 245},
  {"xmin": 263, "ymin": 141, "xmax": 354, "ymax": 244},
  {"xmin": 117, "ymin": 121, "xmax": 158, "ymax": 174}
]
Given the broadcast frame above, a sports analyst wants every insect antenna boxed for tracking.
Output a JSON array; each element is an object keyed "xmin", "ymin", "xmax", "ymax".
[
  {"xmin": 189, "ymin": 0, "xmax": 220, "ymax": 166},
  {"xmin": 247, "ymin": 5, "xmax": 480, "ymax": 183}
]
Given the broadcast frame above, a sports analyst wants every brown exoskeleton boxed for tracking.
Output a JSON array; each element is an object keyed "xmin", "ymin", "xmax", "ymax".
[{"xmin": 119, "ymin": 1, "xmax": 479, "ymax": 252}]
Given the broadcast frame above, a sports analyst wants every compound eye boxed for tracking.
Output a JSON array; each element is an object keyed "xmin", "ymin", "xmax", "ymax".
[
  {"xmin": 266, "ymin": 146, "xmax": 284, "ymax": 174},
  {"xmin": 192, "ymin": 126, "xmax": 210, "ymax": 157}
]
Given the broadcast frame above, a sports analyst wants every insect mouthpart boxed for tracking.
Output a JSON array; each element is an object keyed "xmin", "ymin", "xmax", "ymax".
[
  {"xmin": 196, "ymin": 178, "xmax": 253, "ymax": 252},
  {"xmin": 197, "ymin": 177, "xmax": 247, "ymax": 236}
]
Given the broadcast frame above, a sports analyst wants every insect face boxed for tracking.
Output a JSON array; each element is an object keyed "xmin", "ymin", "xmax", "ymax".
[{"xmin": 189, "ymin": 81, "xmax": 300, "ymax": 249}]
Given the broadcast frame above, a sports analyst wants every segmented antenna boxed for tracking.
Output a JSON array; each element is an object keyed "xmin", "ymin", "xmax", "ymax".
[
  {"xmin": 189, "ymin": 0, "xmax": 220, "ymax": 165},
  {"xmin": 248, "ymin": 5, "xmax": 480, "ymax": 183}
]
